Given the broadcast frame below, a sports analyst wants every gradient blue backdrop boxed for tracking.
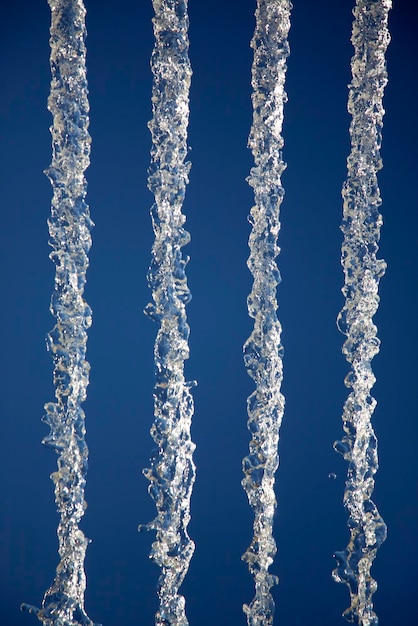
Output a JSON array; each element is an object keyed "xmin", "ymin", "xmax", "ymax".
[{"xmin": 1, "ymin": 1, "xmax": 417, "ymax": 625}]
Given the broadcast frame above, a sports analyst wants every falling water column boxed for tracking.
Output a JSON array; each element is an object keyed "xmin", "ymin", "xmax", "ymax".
[
  {"xmin": 21, "ymin": 1, "xmax": 95, "ymax": 625},
  {"xmin": 140, "ymin": 2, "xmax": 196, "ymax": 626},
  {"xmin": 242, "ymin": 2, "xmax": 291, "ymax": 625},
  {"xmin": 333, "ymin": 1, "xmax": 391, "ymax": 624}
]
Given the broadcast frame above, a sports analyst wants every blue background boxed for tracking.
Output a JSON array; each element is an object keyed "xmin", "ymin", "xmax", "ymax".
[{"xmin": 0, "ymin": 1, "xmax": 417, "ymax": 625}]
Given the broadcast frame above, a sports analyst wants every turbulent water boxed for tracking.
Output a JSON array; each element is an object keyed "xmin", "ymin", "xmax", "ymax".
[
  {"xmin": 140, "ymin": 2, "xmax": 196, "ymax": 626},
  {"xmin": 21, "ymin": 1, "xmax": 96, "ymax": 625},
  {"xmin": 241, "ymin": 2, "xmax": 291, "ymax": 625},
  {"xmin": 333, "ymin": 1, "xmax": 391, "ymax": 624}
]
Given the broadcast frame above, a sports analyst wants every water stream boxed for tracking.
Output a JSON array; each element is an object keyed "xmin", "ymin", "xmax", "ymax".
[
  {"xmin": 140, "ymin": 2, "xmax": 196, "ymax": 626},
  {"xmin": 242, "ymin": 2, "xmax": 291, "ymax": 625},
  {"xmin": 333, "ymin": 2, "xmax": 391, "ymax": 624},
  {"xmin": 21, "ymin": 1, "xmax": 96, "ymax": 625}
]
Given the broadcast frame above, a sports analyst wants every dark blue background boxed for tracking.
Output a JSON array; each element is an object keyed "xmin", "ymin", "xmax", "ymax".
[{"xmin": 1, "ymin": 1, "xmax": 417, "ymax": 625}]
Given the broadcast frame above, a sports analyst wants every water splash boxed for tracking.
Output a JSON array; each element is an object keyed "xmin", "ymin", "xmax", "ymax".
[
  {"xmin": 20, "ymin": 1, "xmax": 98, "ymax": 625},
  {"xmin": 241, "ymin": 2, "xmax": 291, "ymax": 625},
  {"xmin": 333, "ymin": 1, "xmax": 391, "ymax": 624},
  {"xmin": 139, "ymin": 2, "xmax": 196, "ymax": 626}
]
